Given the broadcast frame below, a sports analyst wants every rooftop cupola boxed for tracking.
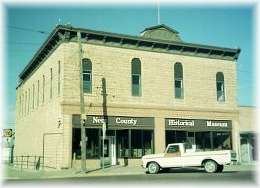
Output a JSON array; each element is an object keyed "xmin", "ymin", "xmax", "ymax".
[{"xmin": 140, "ymin": 24, "xmax": 182, "ymax": 42}]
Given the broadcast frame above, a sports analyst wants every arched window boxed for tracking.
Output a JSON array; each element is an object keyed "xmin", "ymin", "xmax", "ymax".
[
  {"xmin": 216, "ymin": 72, "xmax": 225, "ymax": 101},
  {"xmin": 131, "ymin": 58, "xmax": 141, "ymax": 96},
  {"xmin": 82, "ymin": 58, "xmax": 92, "ymax": 93},
  {"xmin": 174, "ymin": 63, "xmax": 184, "ymax": 99}
]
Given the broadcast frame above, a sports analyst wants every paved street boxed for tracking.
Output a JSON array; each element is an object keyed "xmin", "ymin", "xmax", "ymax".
[
  {"xmin": 8, "ymin": 169, "xmax": 255, "ymax": 183},
  {"xmin": 3, "ymin": 164, "xmax": 258, "ymax": 186}
]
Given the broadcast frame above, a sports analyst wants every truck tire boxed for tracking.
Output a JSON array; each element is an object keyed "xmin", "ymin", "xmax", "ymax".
[
  {"xmin": 147, "ymin": 162, "xmax": 160, "ymax": 174},
  {"xmin": 216, "ymin": 165, "xmax": 224, "ymax": 173},
  {"xmin": 204, "ymin": 160, "xmax": 218, "ymax": 173}
]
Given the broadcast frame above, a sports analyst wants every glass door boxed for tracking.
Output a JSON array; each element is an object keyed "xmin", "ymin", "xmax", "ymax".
[
  {"xmin": 100, "ymin": 136, "xmax": 116, "ymax": 167},
  {"xmin": 109, "ymin": 136, "xmax": 116, "ymax": 165}
]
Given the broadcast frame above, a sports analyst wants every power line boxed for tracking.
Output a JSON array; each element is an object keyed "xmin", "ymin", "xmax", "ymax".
[
  {"xmin": 9, "ymin": 42, "xmax": 41, "ymax": 45},
  {"xmin": 8, "ymin": 25, "xmax": 50, "ymax": 35}
]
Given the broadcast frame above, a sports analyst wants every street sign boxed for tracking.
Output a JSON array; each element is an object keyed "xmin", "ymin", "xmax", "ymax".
[{"xmin": 3, "ymin": 129, "xmax": 12, "ymax": 137}]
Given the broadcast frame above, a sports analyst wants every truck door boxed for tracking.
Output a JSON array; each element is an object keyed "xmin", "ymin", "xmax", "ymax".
[{"xmin": 161, "ymin": 145, "xmax": 182, "ymax": 167}]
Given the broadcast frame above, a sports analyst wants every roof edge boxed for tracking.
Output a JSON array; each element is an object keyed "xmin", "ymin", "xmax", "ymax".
[{"xmin": 17, "ymin": 25, "xmax": 241, "ymax": 85}]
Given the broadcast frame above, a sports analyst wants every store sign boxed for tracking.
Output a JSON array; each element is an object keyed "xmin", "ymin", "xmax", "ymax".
[
  {"xmin": 206, "ymin": 121, "xmax": 228, "ymax": 128},
  {"xmin": 168, "ymin": 119, "xmax": 195, "ymax": 128},
  {"xmin": 72, "ymin": 114, "xmax": 154, "ymax": 128},
  {"xmin": 165, "ymin": 118, "xmax": 232, "ymax": 131},
  {"xmin": 92, "ymin": 116, "xmax": 138, "ymax": 126}
]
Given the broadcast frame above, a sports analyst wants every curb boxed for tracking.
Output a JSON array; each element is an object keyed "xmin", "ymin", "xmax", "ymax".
[{"xmin": 3, "ymin": 171, "xmax": 145, "ymax": 180}]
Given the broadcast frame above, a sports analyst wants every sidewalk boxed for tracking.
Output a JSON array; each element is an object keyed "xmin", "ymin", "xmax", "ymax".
[{"xmin": 2, "ymin": 163, "xmax": 257, "ymax": 180}]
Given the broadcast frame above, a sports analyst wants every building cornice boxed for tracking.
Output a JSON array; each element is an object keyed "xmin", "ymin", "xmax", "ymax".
[
  {"xmin": 61, "ymin": 101, "xmax": 239, "ymax": 115},
  {"xmin": 18, "ymin": 25, "xmax": 241, "ymax": 86}
]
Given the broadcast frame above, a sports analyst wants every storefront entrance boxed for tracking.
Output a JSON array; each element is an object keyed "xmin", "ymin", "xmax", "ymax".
[
  {"xmin": 240, "ymin": 133, "xmax": 257, "ymax": 163},
  {"xmin": 72, "ymin": 114, "xmax": 155, "ymax": 165},
  {"xmin": 101, "ymin": 136, "xmax": 116, "ymax": 166}
]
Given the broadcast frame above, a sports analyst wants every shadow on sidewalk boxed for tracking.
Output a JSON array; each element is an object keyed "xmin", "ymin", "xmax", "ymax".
[
  {"xmin": 154, "ymin": 168, "xmax": 240, "ymax": 174},
  {"xmin": 75, "ymin": 165, "xmax": 123, "ymax": 174}
]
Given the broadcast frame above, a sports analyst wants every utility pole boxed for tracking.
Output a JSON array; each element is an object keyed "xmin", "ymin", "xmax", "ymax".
[
  {"xmin": 77, "ymin": 31, "xmax": 87, "ymax": 172},
  {"xmin": 101, "ymin": 78, "xmax": 108, "ymax": 169}
]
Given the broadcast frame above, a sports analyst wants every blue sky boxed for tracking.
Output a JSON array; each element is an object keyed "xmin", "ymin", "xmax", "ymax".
[{"xmin": 5, "ymin": 4, "xmax": 255, "ymax": 128}]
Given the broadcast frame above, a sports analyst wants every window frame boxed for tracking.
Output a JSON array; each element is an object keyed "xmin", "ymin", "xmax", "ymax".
[
  {"xmin": 174, "ymin": 62, "xmax": 184, "ymax": 99},
  {"xmin": 167, "ymin": 145, "xmax": 180, "ymax": 154},
  {"xmin": 58, "ymin": 61, "xmax": 61, "ymax": 96},
  {"xmin": 42, "ymin": 75, "xmax": 45, "ymax": 103},
  {"xmin": 82, "ymin": 58, "xmax": 92, "ymax": 94},
  {"xmin": 50, "ymin": 68, "xmax": 53, "ymax": 99},
  {"xmin": 216, "ymin": 72, "xmax": 225, "ymax": 102},
  {"xmin": 131, "ymin": 58, "xmax": 142, "ymax": 97}
]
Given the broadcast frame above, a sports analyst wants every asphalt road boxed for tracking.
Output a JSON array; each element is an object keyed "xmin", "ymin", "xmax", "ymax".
[{"xmin": 5, "ymin": 168, "xmax": 257, "ymax": 186}]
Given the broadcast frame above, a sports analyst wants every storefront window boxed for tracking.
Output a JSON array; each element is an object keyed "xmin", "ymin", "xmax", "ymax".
[
  {"xmin": 116, "ymin": 130, "xmax": 129, "ymax": 158},
  {"xmin": 143, "ymin": 130, "xmax": 153, "ymax": 155},
  {"xmin": 130, "ymin": 130, "xmax": 153, "ymax": 158},
  {"xmin": 195, "ymin": 132, "xmax": 211, "ymax": 151},
  {"xmin": 72, "ymin": 128, "xmax": 100, "ymax": 159},
  {"xmin": 73, "ymin": 128, "xmax": 154, "ymax": 160},
  {"xmin": 175, "ymin": 131, "xmax": 186, "ymax": 143},
  {"xmin": 86, "ymin": 129, "xmax": 99, "ymax": 158},
  {"xmin": 166, "ymin": 130, "xmax": 231, "ymax": 151},
  {"xmin": 213, "ymin": 132, "xmax": 232, "ymax": 150},
  {"xmin": 166, "ymin": 131, "xmax": 174, "ymax": 146},
  {"xmin": 131, "ymin": 130, "xmax": 142, "ymax": 158}
]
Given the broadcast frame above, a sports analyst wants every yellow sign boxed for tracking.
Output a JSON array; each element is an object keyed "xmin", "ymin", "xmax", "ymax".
[{"xmin": 3, "ymin": 129, "xmax": 12, "ymax": 137}]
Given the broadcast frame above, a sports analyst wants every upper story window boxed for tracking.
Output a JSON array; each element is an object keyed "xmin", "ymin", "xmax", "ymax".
[
  {"xmin": 174, "ymin": 63, "xmax": 184, "ymax": 99},
  {"xmin": 131, "ymin": 58, "xmax": 142, "ymax": 96},
  {"xmin": 58, "ymin": 61, "xmax": 61, "ymax": 96},
  {"xmin": 28, "ymin": 88, "xmax": 30, "ymax": 114},
  {"xmin": 216, "ymin": 72, "xmax": 225, "ymax": 102},
  {"xmin": 21, "ymin": 94, "xmax": 24, "ymax": 117},
  {"xmin": 25, "ymin": 91, "xmax": 27, "ymax": 116},
  {"xmin": 50, "ymin": 68, "xmax": 53, "ymax": 99},
  {"xmin": 32, "ymin": 84, "xmax": 35, "ymax": 109},
  {"xmin": 42, "ymin": 75, "xmax": 45, "ymax": 103},
  {"xmin": 82, "ymin": 58, "xmax": 92, "ymax": 93},
  {"xmin": 37, "ymin": 80, "xmax": 40, "ymax": 107}
]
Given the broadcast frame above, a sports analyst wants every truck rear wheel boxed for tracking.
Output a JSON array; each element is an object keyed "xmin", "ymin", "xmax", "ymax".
[
  {"xmin": 147, "ymin": 162, "xmax": 159, "ymax": 174},
  {"xmin": 204, "ymin": 160, "xmax": 217, "ymax": 173},
  {"xmin": 216, "ymin": 165, "xmax": 224, "ymax": 172}
]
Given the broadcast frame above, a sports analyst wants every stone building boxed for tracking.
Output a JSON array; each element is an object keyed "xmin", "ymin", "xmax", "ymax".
[
  {"xmin": 15, "ymin": 24, "xmax": 249, "ymax": 169},
  {"xmin": 239, "ymin": 106, "xmax": 257, "ymax": 163}
]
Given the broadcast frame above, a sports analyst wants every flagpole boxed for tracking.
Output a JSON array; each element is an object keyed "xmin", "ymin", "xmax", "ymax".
[{"xmin": 157, "ymin": 0, "xmax": 160, "ymax": 25}]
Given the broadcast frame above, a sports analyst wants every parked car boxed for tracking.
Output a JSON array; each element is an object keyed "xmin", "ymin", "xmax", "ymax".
[{"xmin": 141, "ymin": 143, "xmax": 232, "ymax": 174}]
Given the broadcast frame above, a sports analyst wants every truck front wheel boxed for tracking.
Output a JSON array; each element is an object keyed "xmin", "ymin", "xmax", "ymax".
[
  {"xmin": 204, "ymin": 160, "xmax": 218, "ymax": 173},
  {"xmin": 147, "ymin": 162, "xmax": 160, "ymax": 174}
]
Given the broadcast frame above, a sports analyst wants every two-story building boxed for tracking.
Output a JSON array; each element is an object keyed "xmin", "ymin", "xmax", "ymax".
[{"xmin": 15, "ymin": 24, "xmax": 242, "ymax": 169}]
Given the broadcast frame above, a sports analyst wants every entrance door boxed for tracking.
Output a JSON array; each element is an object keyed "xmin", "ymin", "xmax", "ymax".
[
  {"xmin": 240, "ymin": 138, "xmax": 250, "ymax": 162},
  {"xmin": 101, "ymin": 136, "xmax": 116, "ymax": 166}
]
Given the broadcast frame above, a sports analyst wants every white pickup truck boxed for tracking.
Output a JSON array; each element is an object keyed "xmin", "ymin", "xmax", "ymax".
[{"xmin": 142, "ymin": 143, "xmax": 232, "ymax": 174}]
